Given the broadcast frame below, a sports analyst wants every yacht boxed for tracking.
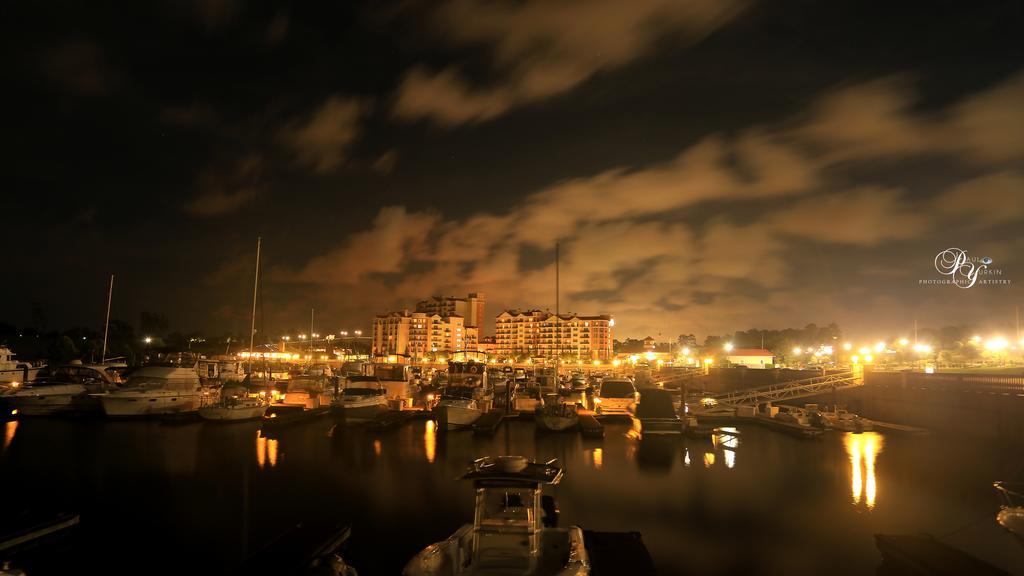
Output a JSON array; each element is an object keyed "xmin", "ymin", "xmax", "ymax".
[
  {"xmin": 198, "ymin": 384, "xmax": 267, "ymax": 422},
  {"xmin": 332, "ymin": 375, "xmax": 389, "ymax": 424},
  {"xmin": 512, "ymin": 382, "xmax": 543, "ymax": 413},
  {"xmin": 5, "ymin": 363, "xmax": 121, "ymax": 415},
  {"xmin": 100, "ymin": 366, "xmax": 203, "ymax": 416},
  {"xmin": 0, "ymin": 346, "xmax": 45, "ymax": 385},
  {"xmin": 434, "ymin": 385, "xmax": 483, "ymax": 430},
  {"xmin": 281, "ymin": 372, "xmax": 333, "ymax": 409},
  {"xmin": 403, "ymin": 456, "xmax": 589, "ymax": 575}
]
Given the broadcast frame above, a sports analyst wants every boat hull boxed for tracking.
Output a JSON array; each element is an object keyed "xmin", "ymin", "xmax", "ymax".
[
  {"xmin": 436, "ymin": 404, "xmax": 482, "ymax": 429},
  {"xmin": 198, "ymin": 404, "xmax": 267, "ymax": 421},
  {"xmin": 333, "ymin": 398, "xmax": 388, "ymax": 423},
  {"xmin": 101, "ymin": 392, "xmax": 201, "ymax": 416}
]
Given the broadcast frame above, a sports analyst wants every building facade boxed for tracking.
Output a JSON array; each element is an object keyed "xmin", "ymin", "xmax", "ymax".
[
  {"xmin": 372, "ymin": 310, "xmax": 473, "ymax": 358},
  {"xmin": 726, "ymin": 348, "xmax": 775, "ymax": 369},
  {"xmin": 494, "ymin": 309, "xmax": 613, "ymax": 361},
  {"xmin": 415, "ymin": 293, "xmax": 486, "ymax": 328}
]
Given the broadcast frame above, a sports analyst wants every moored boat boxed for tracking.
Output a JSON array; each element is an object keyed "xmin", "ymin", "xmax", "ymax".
[
  {"xmin": 631, "ymin": 388, "xmax": 682, "ymax": 436},
  {"xmin": 402, "ymin": 456, "xmax": 590, "ymax": 576},
  {"xmin": 198, "ymin": 384, "xmax": 267, "ymax": 422},
  {"xmin": 536, "ymin": 395, "xmax": 579, "ymax": 432},
  {"xmin": 6, "ymin": 363, "xmax": 121, "ymax": 416},
  {"xmin": 100, "ymin": 366, "xmax": 203, "ymax": 417},
  {"xmin": 332, "ymin": 375, "xmax": 388, "ymax": 424},
  {"xmin": 434, "ymin": 386, "xmax": 482, "ymax": 430}
]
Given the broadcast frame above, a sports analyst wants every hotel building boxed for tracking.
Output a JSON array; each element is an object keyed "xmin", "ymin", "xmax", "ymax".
[
  {"xmin": 415, "ymin": 293, "xmax": 486, "ymax": 328},
  {"xmin": 372, "ymin": 310, "xmax": 477, "ymax": 358},
  {"xmin": 494, "ymin": 309, "xmax": 614, "ymax": 361}
]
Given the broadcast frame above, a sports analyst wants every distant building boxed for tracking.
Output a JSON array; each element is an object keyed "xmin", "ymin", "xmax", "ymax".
[
  {"xmin": 415, "ymin": 293, "xmax": 486, "ymax": 328},
  {"xmin": 495, "ymin": 309, "xmax": 613, "ymax": 361},
  {"xmin": 372, "ymin": 310, "xmax": 475, "ymax": 358},
  {"xmin": 478, "ymin": 336, "xmax": 497, "ymax": 354},
  {"xmin": 726, "ymin": 348, "xmax": 775, "ymax": 369},
  {"xmin": 642, "ymin": 336, "xmax": 656, "ymax": 351}
]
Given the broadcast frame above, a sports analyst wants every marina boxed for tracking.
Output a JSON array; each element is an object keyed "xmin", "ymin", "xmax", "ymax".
[{"xmin": 0, "ymin": 405, "xmax": 1021, "ymax": 574}]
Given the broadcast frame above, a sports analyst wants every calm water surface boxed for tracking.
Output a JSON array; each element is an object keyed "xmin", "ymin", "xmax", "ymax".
[{"xmin": 1, "ymin": 416, "xmax": 1021, "ymax": 575}]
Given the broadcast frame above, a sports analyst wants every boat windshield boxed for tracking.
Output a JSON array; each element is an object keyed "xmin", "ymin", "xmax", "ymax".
[
  {"xmin": 443, "ymin": 386, "xmax": 477, "ymax": 399},
  {"xmin": 478, "ymin": 487, "xmax": 535, "ymax": 529},
  {"xmin": 600, "ymin": 380, "xmax": 636, "ymax": 398}
]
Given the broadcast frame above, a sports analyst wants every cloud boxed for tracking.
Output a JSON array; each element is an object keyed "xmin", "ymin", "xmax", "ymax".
[
  {"xmin": 767, "ymin": 188, "xmax": 929, "ymax": 245},
  {"xmin": 394, "ymin": 0, "xmax": 744, "ymax": 125},
  {"xmin": 183, "ymin": 155, "xmax": 264, "ymax": 217},
  {"xmin": 796, "ymin": 72, "xmax": 1024, "ymax": 166},
  {"xmin": 935, "ymin": 171, "xmax": 1024, "ymax": 227},
  {"xmin": 281, "ymin": 96, "xmax": 366, "ymax": 173},
  {"xmin": 272, "ymin": 72, "xmax": 1024, "ymax": 337}
]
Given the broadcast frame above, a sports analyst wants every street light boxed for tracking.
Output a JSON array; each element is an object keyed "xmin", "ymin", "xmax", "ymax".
[
  {"xmin": 354, "ymin": 330, "xmax": 362, "ymax": 336},
  {"xmin": 723, "ymin": 342, "xmax": 734, "ymax": 352},
  {"xmin": 143, "ymin": 336, "xmax": 153, "ymax": 344}
]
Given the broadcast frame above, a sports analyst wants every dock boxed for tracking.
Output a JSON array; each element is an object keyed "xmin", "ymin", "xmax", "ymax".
[
  {"xmin": 365, "ymin": 410, "xmax": 419, "ymax": 432},
  {"xmin": 868, "ymin": 419, "xmax": 930, "ymax": 435},
  {"xmin": 578, "ymin": 413, "xmax": 604, "ymax": 438},
  {"xmin": 473, "ymin": 409, "xmax": 506, "ymax": 436},
  {"xmin": 262, "ymin": 406, "xmax": 329, "ymax": 432}
]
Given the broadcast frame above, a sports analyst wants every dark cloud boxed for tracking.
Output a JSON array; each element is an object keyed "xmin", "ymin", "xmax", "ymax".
[
  {"xmin": 394, "ymin": 0, "xmax": 746, "ymax": 125},
  {"xmin": 281, "ymin": 95, "xmax": 367, "ymax": 173}
]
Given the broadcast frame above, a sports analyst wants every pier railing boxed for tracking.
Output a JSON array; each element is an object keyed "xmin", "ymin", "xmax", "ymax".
[
  {"xmin": 865, "ymin": 371, "xmax": 1024, "ymax": 396},
  {"xmin": 709, "ymin": 371, "xmax": 861, "ymax": 406}
]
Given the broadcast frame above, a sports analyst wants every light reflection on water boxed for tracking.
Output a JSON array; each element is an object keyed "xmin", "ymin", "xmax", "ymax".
[
  {"xmin": 256, "ymin": 433, "xmax": 279, "ymax": 468},
  {"xmin": 2, "ymin": 420, "xmax": 17, "ymax": 452},
  {"xmin": 424, "ymin": 420, "xmax": 436, "ymax": 463},
  {"xmin": 592, "ymin": 447, "xmax": 603, "ymax": 470},
  {"xmin": 844, "ymin": 432, "xmax": 883, "ymax": 509}
]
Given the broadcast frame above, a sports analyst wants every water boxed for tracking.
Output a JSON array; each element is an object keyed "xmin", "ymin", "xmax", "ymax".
[{"xmin": 1, "ymin": 417, "xmax": 1021, "ymax": 575}]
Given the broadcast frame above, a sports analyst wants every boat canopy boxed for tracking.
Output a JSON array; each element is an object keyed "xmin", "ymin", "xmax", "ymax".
[
  {"xmin": 461, "ymin": 456, "xmax": 563, "ymax": 487},
  {"xmin": 123, "ymin": 366, "xmax": 199, "ymax": 390}
]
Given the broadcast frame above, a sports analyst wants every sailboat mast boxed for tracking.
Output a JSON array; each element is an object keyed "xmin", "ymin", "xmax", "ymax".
[
  {"xmin": 310, "ymin": 307, "xmax": 315, "ymax": 362},
  {"xmin": 248, "ymin": 237, "xmax": 262, "ymax": 375},
  {"xmin": 101, "ymin": 274, "xmax": 114, "ymax": 363},
  {"xmin": 555, "ymin": 241, "xmax": 560, "ymax": 382}
]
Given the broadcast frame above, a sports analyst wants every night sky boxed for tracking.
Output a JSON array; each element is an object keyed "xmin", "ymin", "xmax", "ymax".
[{"xmin": 3, "ymin": 0, "xmax": 1022, "ymax": 340}]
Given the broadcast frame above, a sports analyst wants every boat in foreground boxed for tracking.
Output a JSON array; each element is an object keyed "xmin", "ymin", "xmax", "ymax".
[
  {"xmin": 403, "ymin": 456, "xmax": 589, "ymax": 575},
  {"xmin": 994, "ymin": 481, "xmax": 1024, "ymax": 544},
  {"xmin": 5, "ymin": 363, "xmax": 121, "ymax": 416}
]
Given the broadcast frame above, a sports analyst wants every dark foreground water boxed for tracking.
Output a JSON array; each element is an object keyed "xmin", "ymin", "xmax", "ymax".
[{"xmin": 1, "ymin": 416, "xmax": 1021, "ymax": 575}]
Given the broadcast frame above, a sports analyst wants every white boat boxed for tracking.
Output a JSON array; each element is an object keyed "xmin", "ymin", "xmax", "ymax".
[
  {"xmin": 0, "ymin": 346, "xmax": 45, "ymax": 385},
  {"xmin": 198, "ymin": 385, "xmax": 267, "ymax": 421},
  {"xmin": 6, "ymin": 363, "xmax": 121, "ymax": 415},
  {"xmin": 332, "ymin": 375, "xmax": 389, "ymax": 423},
  {"xmin": 403, "ymin": 456, "xmax": 589, "ymax": 575},
  {"xmin": 100, "ymin": 366, "xmax": 203, "ymax": 417},
  {"xmin": 435, "ymin": 390, "xmax": 482, "ymax": 430},
  {"xmin": 593, "ymin": 379, "xmax": 638, "ymax": 416}
]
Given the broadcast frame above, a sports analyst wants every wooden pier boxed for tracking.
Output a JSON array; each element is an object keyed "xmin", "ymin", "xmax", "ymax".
[
  {"xmin": 473, "ymin": 409, "xmax": 506, "ymax": 436},
  {"xmin": 365, "ymin": 410, "xmax": 419, "ymax": 432},
  {"xmin": 262, "ymin": 406, "xmax": 329, "ymax": 431}
]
